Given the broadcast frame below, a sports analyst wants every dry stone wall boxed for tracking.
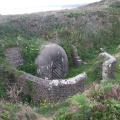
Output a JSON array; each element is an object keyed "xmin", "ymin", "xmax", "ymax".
[
  {"xmin": 5, "ymin": 47, "xmax": 23, "ymax": 68},
  {"xmin": 17, "ymin": 72, "xmax": 87, "ymax": 102},
  {"xmin": 5, "ymin": 47, "xmax": 117, "ymax": 102},
  {"xmin": 99, "ymin": 52, "xmax": 116, "ymax": 80},
  {"xmin": 5, "ymin": 46, "xmax": 87, "ymax": 102}
]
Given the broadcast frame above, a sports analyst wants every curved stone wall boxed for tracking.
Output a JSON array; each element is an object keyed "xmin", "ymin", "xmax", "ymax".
[{"xmin": 17, "ymin": 72, "xmax": 87, "ymax": 102}]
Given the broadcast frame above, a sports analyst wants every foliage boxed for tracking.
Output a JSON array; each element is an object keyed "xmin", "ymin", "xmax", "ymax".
[
  {"xmin": 66, "ymin": 12, "xmax": 85, "ymax": 19},
  {"xmin": 0, "ymin": 103, "xmax": 20, "ymax": 120},
  {"xmin": 0, "ymin": 80, "xmax": 6, "ymax": 98},
  {"xmin": 36, "ymin": 101, "xmax": 69, "ymax": 116},
  {"xmin": 54, "ymin": 81, "xmax": 120, "ymax": 120},
  {"xmin": 18, "ymin": 37, "xmax": 44, "ymax": 75},
  {"xmin": 0, "ymin": 65, "xmax": 7, "ymax": 98},
  {"xmin": 110, "ymin": 1, "xmax": 120, "ymax": 8},
  {"xmin": 0, "ymin": 2, "xmax": 120, "ymax": 119},
  {"xmin": 0, "ymin": 103, "xmax": 38, "ymax": 120},
  {"xmin": 0, "ymin": 79, "xmax": 6, "ymax": 98}
]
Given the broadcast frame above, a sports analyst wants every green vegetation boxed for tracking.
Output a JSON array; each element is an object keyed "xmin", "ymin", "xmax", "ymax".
[
  {"xmin": 0, "ymin": 35, "xmax": 45, "ymax": 75},
  {"xmin": 0, "ymin": 103, "xmax": 20, "ymax": 120},
  {"xmin": 54, "ymin": 80, "xmax": 120, "ymax": 120},
  {"xmin": 58, "ymin": 13, "xmax": 120, "ymax": 82},
  {"xmin": 110, "ymin": 1, "xmax": 120, "ymax": 8},
  {"xmin": 0, "ymin": 79, "xmax": 6, "ymax": 98},
  {"xmin": 0, "ymin": 103, "xmax": 38, "ymax": 120},
  {"xmin": 66, "ymin": 12, "xmax": 85, "ymax": 19},
  {"xmin": 0, "ymin": 0, "xmax": 120, "ymax": 120},
  {"xmin": 17, "ymin": 37, "xmax": 43, "ymax": 75},
  {"xmin": 0, "ymin": 1, "xmax": 120, "ymax": 78}
]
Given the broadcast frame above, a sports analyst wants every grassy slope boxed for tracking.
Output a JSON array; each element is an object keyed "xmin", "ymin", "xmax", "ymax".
[
  {"xmin": 1, "ymin": 1, "xmax": 120, "ymax": 77},
  {"xmin": 0, "ymin": 0, "xmax": 120, "ymax": 120}
]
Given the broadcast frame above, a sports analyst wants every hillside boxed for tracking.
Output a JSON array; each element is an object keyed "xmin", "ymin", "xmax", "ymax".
[
  {"xmin": 0, "ymin": 0, "xmax": 120, "ymax": 77},
  {"xmin": 0, "ymin": 0, "xmax": 120, "ymax": 120}
]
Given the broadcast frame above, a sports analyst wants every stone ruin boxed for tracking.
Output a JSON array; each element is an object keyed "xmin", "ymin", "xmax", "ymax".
[
  {"xmin": 5, "ymin": 47, "xmax": 23, "ymax": 68},
  {"xmin": 4, "ymin": 44, "xmax": 118, "ymax": 102},
  {"xmin": 71, "ymin": 45, "xmax": 82, "ymax": 67},
  {"xmin": 5, "ymin": 44, "xmax": 116, "ymax": 102},
  {"xmin": 35, "ymin": 44, "xmax": 68, "ymax": 79},
  {"xmin": 18, "ymin": 72, "xmax": 87, "ymax": 102},
  {"xmin": 4, "ymin": 44, "xmax": 87, "ymax": 102},
  {"xmin": 99, "ymin": 52, "xmax": 116, "ymax": 80}
]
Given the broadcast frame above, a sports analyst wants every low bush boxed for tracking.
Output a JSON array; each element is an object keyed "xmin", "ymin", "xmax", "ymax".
[
  {"xmin": 110, "ymin": 1, "xmax": 120, "ymax": 8},
  {"xmin": 54, "ymin": 81, "xmax": 120, "ymax": 120}
]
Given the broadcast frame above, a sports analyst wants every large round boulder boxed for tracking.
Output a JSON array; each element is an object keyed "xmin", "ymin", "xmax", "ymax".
[{"xmin": 35, "ymin": 44, "xmax": 68, "ymax": 80}]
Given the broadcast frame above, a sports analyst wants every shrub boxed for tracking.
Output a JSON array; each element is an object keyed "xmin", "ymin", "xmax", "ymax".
[
  {"xmin": 54, "ymin": 82, "xmax": 120, "ymax": 120},
  {"xmin": 110, "ymin": 1, "xmax": 120, "ymax": 8}
]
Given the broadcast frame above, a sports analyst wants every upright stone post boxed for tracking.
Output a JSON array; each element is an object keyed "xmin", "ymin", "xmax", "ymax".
[
  {"xmin": 99, "ymin": 52, "xmax": 116, "ymax": 80},
  {"xmin": 71, "ymin": 45, "xmax": 82, "ymax": 67}
]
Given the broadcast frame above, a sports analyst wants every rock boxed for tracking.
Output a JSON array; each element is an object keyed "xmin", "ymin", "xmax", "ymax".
[
  {"xmin": 5, "ymin": 47, "xmax": 23, "ymax": 68},
  {"xmin": 49, "ymin": 72, "xmax": 87, "ymax": 87},
  {"xmin": 99, "ymin": 52, "xmax": 116, "ymax": 80},
  {"xmin": 71, "ymin": 45, "xmax": 82, "ymax": 67},
  {"xmin": 35, "ymin": 43, "xmax": 68, "ymax": 79},
  {"xmin": 17, "ymin": 72, "xmax": 87, "ymax": 102}
]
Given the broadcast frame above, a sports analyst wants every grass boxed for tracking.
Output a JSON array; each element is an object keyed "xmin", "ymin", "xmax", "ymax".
[
  {"xmin": 34, "ymin": 47, "xmax": 120, "ymax": 119},
  {"xmin": 66, "ymin": 58, "xmax": 101, "ymax": 85},
  {"xmin": 0, "ymin": 102, "xmax": 38, "ymax": 120},
  {"xmin": 0, "ymin": 7, "xmax": 120, "ymax": 101},
  {"xmin": 35, "ymin": 101, "xmax": 69, "ymax": 117},
  {"xmin": 0, "ymin": 2, "xmax": 120, "ymax": 119},
  {"xmin": 54, "ymin": 80, "xmax": 120, "ymax": 120}
]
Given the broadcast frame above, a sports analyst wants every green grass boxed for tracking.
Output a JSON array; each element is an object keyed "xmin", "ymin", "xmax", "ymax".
[
  {"xmin": 110, "ymin": 1, "xmax": 120, "ymax": 9},
  {"xmin": 35, "ymin": 101, "xmax": 69, "ymax": 117},
  {"xmin": 54, "ymin": 80, "xmax": 120, "ymax": 120},
  {"xmin": 0, "ymin": 2, "xmax": 120, "ymax": 119},
  {"xmin": 66, "ymin": 58, "xmax": 101, "ymax": 85}
]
